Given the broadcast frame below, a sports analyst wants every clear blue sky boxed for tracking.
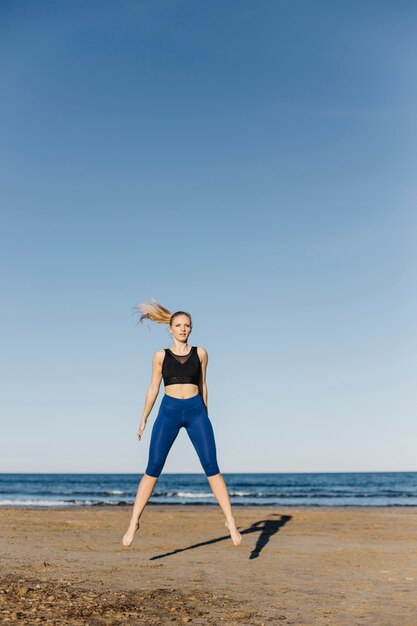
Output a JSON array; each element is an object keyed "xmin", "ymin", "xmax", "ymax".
[{"xmin": 1, "ymin": 0, "xmax": 416, "ymax": 473}]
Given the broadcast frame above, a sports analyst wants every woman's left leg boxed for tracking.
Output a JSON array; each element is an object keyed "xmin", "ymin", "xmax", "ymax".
[
  {"xmin": 207, "ymin": 473, "xmax": 242, "ymax": 545},
  {"xmin": 185, "ymin": 403, "xmax": 242, "ymax": 546}
]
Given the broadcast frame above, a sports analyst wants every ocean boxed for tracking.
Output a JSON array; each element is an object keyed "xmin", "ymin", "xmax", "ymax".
[{"xmin": 0, "ymin": 472, "xmax": 416, "ymax": 508}]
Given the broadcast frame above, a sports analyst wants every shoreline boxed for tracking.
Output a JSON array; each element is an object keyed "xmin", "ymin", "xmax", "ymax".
[{"xmin": 2, "ymin": 503, "xmax": 417, "ymax": 510}]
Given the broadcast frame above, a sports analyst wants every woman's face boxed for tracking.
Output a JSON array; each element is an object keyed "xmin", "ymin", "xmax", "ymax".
[{"xmin": 170, "ymin": 315, "xmax": 192, "ymax": 340}]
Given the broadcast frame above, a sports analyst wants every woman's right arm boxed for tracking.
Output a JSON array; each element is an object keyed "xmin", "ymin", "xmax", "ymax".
[{"xmin": 137, "ymin": 350, "xmax": 164, "ymax": 440}]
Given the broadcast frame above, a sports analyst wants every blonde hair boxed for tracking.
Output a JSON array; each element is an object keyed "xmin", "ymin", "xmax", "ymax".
[{"xmin": 133, "ymin": 297, "xmax": 192, "ymax": 330}]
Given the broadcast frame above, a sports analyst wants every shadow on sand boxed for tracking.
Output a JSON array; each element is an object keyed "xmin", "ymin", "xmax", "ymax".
[{"xmin": 149, "ymin": 513, "xmax": 292, "ymax": 561}]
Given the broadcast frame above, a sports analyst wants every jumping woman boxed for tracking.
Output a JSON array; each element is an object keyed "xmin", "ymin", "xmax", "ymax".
[{"xmin": 122, "ymin": 297, "xmax": 242, "ymax": 547}]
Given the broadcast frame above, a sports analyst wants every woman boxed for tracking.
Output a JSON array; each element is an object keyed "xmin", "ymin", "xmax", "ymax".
[{"xmin": 122, "ymin": 297, "xmax": 242, "ymax": 547}]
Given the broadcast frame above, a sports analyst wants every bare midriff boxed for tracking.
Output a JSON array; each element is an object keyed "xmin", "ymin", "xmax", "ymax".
[{"xmin": 164, "ymin": 383, "xmax": 200, "ymax": 400}]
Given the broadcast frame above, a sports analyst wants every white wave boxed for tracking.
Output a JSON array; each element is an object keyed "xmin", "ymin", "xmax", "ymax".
[
  {"xmin": 105, "ymin": 490, "xmax": 124, "ymax": 495},
  {"xmin": 176, "ymin": 491, "xmax": 215, "ymax": 498}
]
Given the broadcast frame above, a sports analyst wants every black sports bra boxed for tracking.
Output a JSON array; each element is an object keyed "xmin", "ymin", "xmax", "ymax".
[{"xmin": 162, "ymin": 346, "xmax": 201, "ymax": 386}]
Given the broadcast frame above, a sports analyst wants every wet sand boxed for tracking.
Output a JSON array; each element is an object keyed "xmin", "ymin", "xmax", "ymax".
[{"xmin": 0, "ymin": 505, "xmax": 416, "ymax": 625}]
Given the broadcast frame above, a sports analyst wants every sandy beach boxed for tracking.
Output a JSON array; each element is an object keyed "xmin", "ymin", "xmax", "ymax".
[{"xmin": 0, "ymin": 505, "xmax": 416, "ymax": 625}]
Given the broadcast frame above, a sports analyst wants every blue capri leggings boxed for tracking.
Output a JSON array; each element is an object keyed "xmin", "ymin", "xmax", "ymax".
[{"xmin": 145, "ymin": 393, "xmax": 220, "ymax": 478}]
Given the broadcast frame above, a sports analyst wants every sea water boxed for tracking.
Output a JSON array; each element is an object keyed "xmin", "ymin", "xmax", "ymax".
[{"xmin": 0, "ymin": 472, "xmax": 416, "ymax": 507}]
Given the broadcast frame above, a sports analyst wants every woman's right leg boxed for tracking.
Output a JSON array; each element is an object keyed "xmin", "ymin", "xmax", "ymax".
[
  {"xmin": 122, "ymin": 473, "xmax": 158, "ymax": 546},
  {"xmin": 122, "ymin": 403, "xmax": 181, "ymax": 546}
]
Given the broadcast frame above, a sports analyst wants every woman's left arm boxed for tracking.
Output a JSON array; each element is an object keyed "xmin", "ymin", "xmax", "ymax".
[{"xmin": 197, "ymin": 347, "xmax": 208, "ymax": 410}]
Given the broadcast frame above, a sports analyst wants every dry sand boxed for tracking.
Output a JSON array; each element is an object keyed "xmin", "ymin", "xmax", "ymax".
[{"xmin": 0, "ymin": 505, "xmax": 416, "ymax": 625}]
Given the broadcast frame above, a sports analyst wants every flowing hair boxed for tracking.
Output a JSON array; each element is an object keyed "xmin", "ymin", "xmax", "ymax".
[{"xmin": 133, "ymin": 297, "xmax": 192, "ymax": 330}]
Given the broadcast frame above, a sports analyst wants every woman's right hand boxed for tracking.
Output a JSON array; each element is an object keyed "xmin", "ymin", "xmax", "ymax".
[{"xmin": 137, "ymin": 422, "xmax": 146, "ymax": 441}]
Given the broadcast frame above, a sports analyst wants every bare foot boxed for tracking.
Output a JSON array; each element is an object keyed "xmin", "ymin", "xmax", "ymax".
[
  {"xmin": 225, "ymin": 518, "xmax": 242, "ymax": 546},
  {"xmin": 122, "ymin": 521, "xmax": 140, "ymax": 547}
]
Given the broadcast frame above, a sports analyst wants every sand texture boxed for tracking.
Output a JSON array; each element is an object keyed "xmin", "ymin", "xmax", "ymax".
[{"xmin": 0, "ymin": 505, "xmax": 416, "ymax": 625}]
